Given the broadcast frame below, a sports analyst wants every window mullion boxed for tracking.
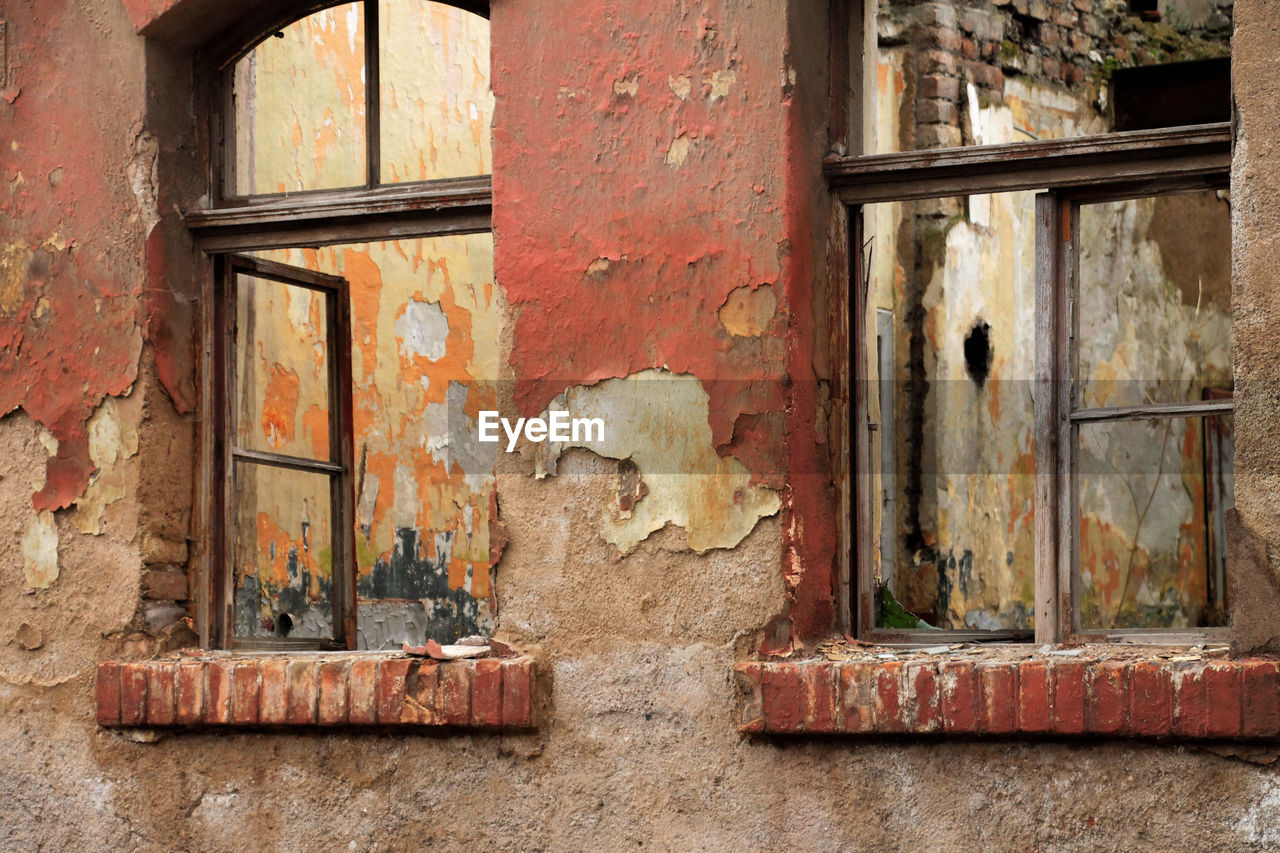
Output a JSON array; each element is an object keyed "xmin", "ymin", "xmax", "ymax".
[
  {"xmin": 365, "ymin": 0, "xmax": 381, "ymax": 190},
  {"xmin": 1034, "ymin": 191, "xmax": 1062, "ymax": 644}
]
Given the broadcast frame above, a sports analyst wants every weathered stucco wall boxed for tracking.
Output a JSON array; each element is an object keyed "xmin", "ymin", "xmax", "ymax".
[{"xmin": 3, "ymin": 0, "xmax": 1280, "ymax": 849}]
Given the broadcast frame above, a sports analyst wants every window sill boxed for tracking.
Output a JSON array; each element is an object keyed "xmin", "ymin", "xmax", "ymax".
[
  {"xmin": 734, "ymin": 654, "xmax": 1280, "ymax": 739},
  {"xmin": 96, "ymin": 653, "xmax": 535, "ymax": 730}
]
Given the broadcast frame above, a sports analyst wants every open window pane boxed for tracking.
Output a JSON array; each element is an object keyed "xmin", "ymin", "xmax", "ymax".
[
  {"xmin": 234, "ymin": 273, "xmax": 332, "ymax": 461},
  {"xmin": 864, "ymin": 192, "xmax": 1037, "ymax": 631},
  {"xmin": 257, "ymin": 234, "xmax": 498, "ymax": 648},
  {"xmin": 1076, "ymin": 189, "xmax": 1232, "ymax": 410},
  {"xmin": 232, "ymin": 3, "xmax": 367, "ymax": 195},
  {"xmin": 870, "ymin": 3, "xmax": 1229, "ymax": 154},
  {"xmin": 1077, "ymin": 414, "xmax": 1232, "ymax": 630},
  {"xmin": 232, "ymin": 462, "xmax": 336, "ymax": 641},
  {"xmin": 379, "ymin": 0, "xmax": 493, "ymax": 183}
]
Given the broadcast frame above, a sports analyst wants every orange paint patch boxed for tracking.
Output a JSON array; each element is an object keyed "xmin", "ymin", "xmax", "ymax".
[
  {"xmin": 261, "ymin": 364, "xmax": 300, "ymax": 450},
  {"xmin": 302, "ymin": 403, "xmax": 330, "ymax": 460},
  {"xmin": 343, "ymin": 248, "xmax": 384, "ymax": 378}
]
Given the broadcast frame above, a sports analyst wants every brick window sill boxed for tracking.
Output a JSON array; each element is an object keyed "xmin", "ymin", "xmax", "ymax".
[
  {"xmin": 734, "ymin": 656, "xmax": 1280, "ymax": 739},
  {"xmin": 96, "ymin": 653, "xmax": 535, "ymax": 730}
]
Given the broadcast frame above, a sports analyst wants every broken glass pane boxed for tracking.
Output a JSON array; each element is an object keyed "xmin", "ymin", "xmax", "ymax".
[
  {"xmin": 864, "ymin": 192, "xmax": 1037, "ymax": 631},
  {"xmin": 232, "ymin": 3, "xmax": 366, "ymax": 194},
  {"xmin": 234, "ymin": 273, "xmax": 331, "ymax": 461},
  {"xmin": 1077, "ymin": 414, "xmax": 1232, "ymax": 629},
  {"xmin": 1076, "ymin": 189, "xmax": 1232, "ymax": 410},
  {"xmin": 379, "ymin": 0, "xmax": 493, "ymax": 183},
  {"xmin": 232, "ymin": 461, "xmax": 335, "ymax": 640}
]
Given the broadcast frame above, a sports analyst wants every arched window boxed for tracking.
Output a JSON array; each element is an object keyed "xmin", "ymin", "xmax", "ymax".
[{"xmin": 189, "ymin": 1, "xmax": 499, "ymax": 652}]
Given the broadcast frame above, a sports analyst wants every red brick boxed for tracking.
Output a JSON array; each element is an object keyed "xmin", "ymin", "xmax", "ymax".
[
  {"xmin": 401, "ymin": 661, "xmax": 440, "ymax": 724},
  {"xmin": 1051, "ymin": 662, "xmax": 1087, "ymax": 734},
  {"xmin": 501, "ymin": 658, "xmax": 534, "ymax": 729},
  {"xmin": 916, "ymin": 98, "xmax": 957, "ymax": 126},
  {"xmin": 1172, "ymin": 666, "xmax": 1207, "ymax": 738},
  {"xmin": 874, "ymin": 662, "xmax": 906, "ymax": 733},
  {"xmin": 964, "ymin": 61, "xmax": 1004, "ymax": 91},
  {"xmin": 1086, "ymin": 661, "xmax": 1130, "ymax": 736},
  {"xmin": 175, "ymin": 661, "xmax": 205, "ymax": 725},
  {"xmin": 96, "ymin": 662, "xmax": 122, "ymax": 726},
  {"xmin": 979, "ymin": 663, "xmax": 1018, "ymax": 734},
  {"xmin": 231, "ymin": 661, "xmax": 261, "ymax": 725},
  {"xmin": 940, "ymin": 661, "xmax": 979, "ymax": 733},
  {"xmin": 921, "ymin": 50, "xmax": 957, "ymax": 76},
  {"xmin": 286, "ymin": 659, "xmax": 318, "ymax": 725},
  {"xmin": 440, "ymin": 660, "xmax": 473, "ymax": 726},
  {"xmin": 761, "ymin": 663, "xmax": 804, "ymax": 732},
  {"xmin": 146, "ymin": 662, "xmax": 177, "ymax": 726},
  {"xmin": 142, "ymin": 569, "xmax": 187, "ymax": 601},
  {"xmin": 918, "ymin": 75, "xmax": 960, "ymax": 101},
  {"xmin": 1017, "ymin": 661, "xmax": 1051, "ymax": 734},
  {"xmin": 259, "ymin": 660, "xmax": 289, "ymax": 725},
  {"xmin": 804, "ymin": 664, "xmax": 839, "ymax": 733},
  {"xmin": 120, "ymin": 663, "xmax": 150, "ymax": 726},
  {"xmin": 472, "ymin": 658, "xmax": 503, "ymax": 728},
  {"xmin": 376, "ymin": 658, "xmax": 411, "ymax": 724},
  {"xmin": 839, "ymin": 662, "xmax": 878, "ymax": 733},
  {"xmin": 348, "ymin": 659, "xmax": 378, "ymax": 725},
  {"xmin": 1203, "ymin": 664, "xmax": 1243, "ymax": 738},
  {"xmin": 934, "ymin": 29, "xmax": 963, "ymax": 52},
  {"xmin": 206, "ymin": 660, "xmax": 234, "ymax": 725},
  {"xmin": 1130, "ymin": 662, "xmax": 1173, "ymax": 736},
  {"xmin": 317, "ymin": 661, "xmax": 349, "ymax": 725},
  {"xmin": 1241, "ymin": 661, "xmax": 1280, "ymax": 738},
  {"xmin": 910, "ymin": 663, "xmax": 941, "ymax": 732}
]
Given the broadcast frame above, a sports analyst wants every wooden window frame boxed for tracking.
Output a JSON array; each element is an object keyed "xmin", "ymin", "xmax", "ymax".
[
  {"xmin": 203, "ymin": 0, "xmax": 490, "ymax": 209},
  {"xmin": 829, "ymin": 122, "xmax": 1232, "ymax": 645},
  {"xmin": 190, "ymin": 0, "xmax": 494, "ymax": 650},
  {"xmin": 214, "ymin": 255, "xmax": 357, "ymax": 650}
]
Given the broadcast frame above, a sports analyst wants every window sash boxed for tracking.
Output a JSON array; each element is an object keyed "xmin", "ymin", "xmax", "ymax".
[
  {"xmin": 214, "ymin": 254, "xmax": 357, "ymax": 650},
  {"xmin": 846, "ymin": 128, "xmax": 1231, "ymax": 645},
  {"xmin": 206, "ymin": 0, "xmax": 492, "ymax": 208},
  {"xmin": 1056, "ymin": 191, "xmax": 1233, "ymax": 644}
]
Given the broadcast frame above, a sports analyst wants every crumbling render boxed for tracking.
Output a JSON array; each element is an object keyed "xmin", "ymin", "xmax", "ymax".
[{"xmin": 532, "ymin": 369, "xmax": 781, "ymax": 554}]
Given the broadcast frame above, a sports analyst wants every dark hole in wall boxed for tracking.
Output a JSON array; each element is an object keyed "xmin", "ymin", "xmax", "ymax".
[
  {"xmin": 1112, "ymin": 58, "xmax": 1231, "ymax": 131},
  {"xmin": 275, "ymin": 612, "xmax": 293, "ymax": 636},
  {"xmin": 963, "ymin": 320, "xmax": 992, "ymax": 388},
  {"xmin": 1127, "ymin": 0, "xmax": 1161, "ymax": 22}
]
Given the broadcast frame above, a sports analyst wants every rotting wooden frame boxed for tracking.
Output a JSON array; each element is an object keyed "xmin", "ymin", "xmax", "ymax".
[
  {"xmin": 213, "ymin": 255, "xmax": 356, "ymax": 650},
  {"xmin": 189, "ymin": 0, "xmax": 493, "ymax": 650},
  {"xmin": 830, "ymin": 122, "xmax": 1232, "ymax": 645}
]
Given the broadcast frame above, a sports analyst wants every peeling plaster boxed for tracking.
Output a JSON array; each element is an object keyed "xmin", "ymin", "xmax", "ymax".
[
  {"xmin": 21, "ymin": 510, "xmax": 58, "ymax": 589},
  {"xmin": 395, "ymin": 299, "xmax": 450, "ymax": 362},
  {"xmin": 718, "ymin": 283, "xmax": 777, "ymax": 337},
  {"xmin": 73, "ymin": 396, "xmax": 140, "ymax": 534},
  {"xmin": 127, "ymin": 131, "xmax": 159, "ymax": 234},
  {"xmin": 532, "ymin": 369, "xmax": 780, "ymax": 554},
  {"xmin": 664, "ymin": 134, "xmax": 691, "ymax": 167},
  {"xmin": 706, "ymin": 68, "xmax": 736, "ymax": 101}
]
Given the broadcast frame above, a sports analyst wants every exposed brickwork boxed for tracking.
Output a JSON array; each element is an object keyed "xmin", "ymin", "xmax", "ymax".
[
  {"xmin": 736, "ymin": 658, "xmax": 1280, "ymax": 739},
  {"xmin": 96, "ymin": 656, "xmax": 536, "ymax": 730},
  {"xmin": 880, "ymin": 0, "xmax": 1232, "ymax": 151}
]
